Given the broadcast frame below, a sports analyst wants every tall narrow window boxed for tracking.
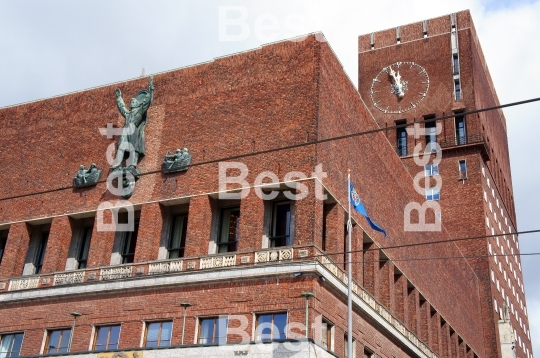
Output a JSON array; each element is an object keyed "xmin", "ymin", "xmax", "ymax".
[
  {"xmin": 321, "ymin": 319, "xmax": 333, "ymax": 350},
  {"xmin": 454, "ymin": 80, "xmax": 462, "ymax": 100},
  {"xmin": 425, "ymin": 120, "xmax": 437, "ymax": 151},
  {"xmin": 168, "ymin": 214, "xmax": 187, "ymax": 259},
  {"xmin": 255, "ymin": 313, "xmax": 287, "ymax": 341},
  {"xmin": 397, "ymin": 126, "xmax": 407, "ymax": 156},
  {"xmin": 0, "ymin": 332, "xmax": 24, "ymax": 357},
  {"xmin": 144, "ymin": 321, "xmax": 172, "ymax": 347},
  {"xmin": 453, "ymin": 54, "xmax": 460, "ymax": 75},
  {"xmin": 45, "ymin": 329, "xmax": 71, "ymax": 354},
  {"xmin": 217, "ymin": 207, "xmax": 240, "ymax": 253},
  {"xmin": 344, "ymin": 335, "xmax": 356, "ymax": 358},
  {"xmin": 77, "ymin": 226, "xmax": 92, "ymax": 269},
  {"xmin": 455, "ymin": 115, "xmax": 466, "ymax": 145},
  {"xmin": 270, "ymin": 202, "xmax": 292, "ymax": 247},
  {"xmin": 121, "ymin": 221, "xmax": 139, "ymax": 264},
  {"xmin": 93, "ymin": 325, "xmax": 120, "ymax": 351},
  {"xmin": 34, "ymin": 231, "xmax": 49, "ymax": 274},
  {"xmin": 198, "ymin": 317, "xmax": 228, "ymax": 344},
  {"xmin": 459, "ymin": 159, "xmax": 467, "ymax": 180},
  {"xmin": 0, "ymin": 230, "xmax": 8, "ymax": 265}
]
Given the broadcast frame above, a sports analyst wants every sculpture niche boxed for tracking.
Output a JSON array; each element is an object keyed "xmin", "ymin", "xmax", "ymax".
[
  {"xmin": 110, "ymin": 76, "xmax": 154, "ymax": 197},
  {"xmin": 73, "ymin": 163, "xmax": 102, "ymax": 187},
  {"xmin": 162, "ymin": 148, "xmax": 192, "ymax": 173}
]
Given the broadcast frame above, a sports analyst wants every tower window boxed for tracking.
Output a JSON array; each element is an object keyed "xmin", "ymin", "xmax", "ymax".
[
  {"xmin": 453, "ymin": 54, "xmax": 460, "ymax": 75},
  {"xmin": 454, "ymin": 80, "xmax": 462, "ymax": 100},
  {"xmin": 459, "ymin": 160, "xmax": 467, "ymax": 180},
  {"xmin": 397, "ymin": 126, "xmax": 407, "ymax": 156},
  {"xmin": 121, "ymin": 220, "xmax": 139, "ymax": 264},
  {"xmin": 425, "ymin": 120, "xmax": 437, "ymax": 151},
  {"xmin": 455, "ymin": 115, "xmax": 466, "ymax": 144}
]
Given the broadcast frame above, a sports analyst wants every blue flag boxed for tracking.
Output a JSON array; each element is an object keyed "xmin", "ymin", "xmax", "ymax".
[{"xmin": 349, "ymin": 182, "xmax": 387, "ymax": 237}]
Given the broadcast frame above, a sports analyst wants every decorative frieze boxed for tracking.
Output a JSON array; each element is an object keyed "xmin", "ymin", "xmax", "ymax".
[
  {"xmin": 149, "ymin": 261, "xmax": 183, "ymax": 274},
  {"xmin": 255, "ymin": 248, "xmax": 293, "ymax": 263},
  {"xmin": 200, "ymin": 255, "xmax": 236, "ymax": 269},
  {"xmin": 100, "ymin": 267, "xmax": 132, "ymax": 281},
  {"xmin": 9, "ymin": 277, "xmax": 40, "ymax": 291},
  {"xmin": 53, "ymin": 272, "xmax": 85, "ymax": 285}
]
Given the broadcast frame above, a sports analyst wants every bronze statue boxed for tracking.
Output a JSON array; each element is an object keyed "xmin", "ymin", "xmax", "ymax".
[
  {"xmin": 74, "ymin": 163, "xmax": 101, "ymax": 187},
  {"xmin": 111, "ymin": 76, "xmax": 154, "ymax": 170},
  {"xmin": 162, "ymin": 148, "xmax": 192, "ymax": 173}
]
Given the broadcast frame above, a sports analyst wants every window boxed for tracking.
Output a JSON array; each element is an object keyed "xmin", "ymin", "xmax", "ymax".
[
  {"xmin": 364, "ymin": 347, "xmax": 375, "ymax": 358},
  {"xmin": 453, "ymin": 54, "xmax": 460, "ymax": 75},
  {"xmin": 217, "ymin": 207, "xmax": 240, "ymax": 253},
  {"xmin": 0, "ymin": 230, "xmax": 7, "ymax": 265},
  {"xmin": 270, "ymin": 202, "xmax": 292, "ymax": 247},
  {"xmin": 459, "ymin": 159, "xmax": 467, "ymax": 179},
  {"xmin": 344, "ymin": 335, "xmax": 356, "ymax": 358},
  {"xmin": 0, "ymin": 333, "xmax": 24, "ymax": 357},
  {"xmin": 321, "ymin": 319, "xmax": 333, "ymax": 350},
  {"xmin": 198, "ymin": 317, "xmax": 228, "ymax": 344},
  {"xmin": 34, "ymin": 231, "xmax": 49, "ymax": 274},
  {"xmin": 168, "ymin": 214, "xmax": 187, "ymax": 259},
  {"xmin": 93, "ymin": 325, "xmax": 120, "ymax": 351},
  {"xmin": 426, "ymin": 188, "xmax": 440, "ymax": 201},
  {"xmin": 425, "ymin": 120, "xmax": 437, "ymax": 151},
  {"xmin": 121, "ymin": 220, "xmax": 139, "ymax": 264},
  {"xmin": 397, "ymin": 126, "xmax": 407, "ymax": 156},
  {"xmin": 144, "ymin": 321, "xmax": 172, "ymax": 347},
  {"xmin": 77, "ymin": 226, "xmax": 92, "ymax": 269},
  {"xmin": 255, "ymin": 312, "xmax": 287, "ymax": 341},
  {"xmin": 455, "ymin": 115, "xmax": 466, "ymax": 144},
  {"xmin": 454, "ymin": 80, "xmax": 462, "ymax": 100},
  {"xmin": 45, "ymin": 329, "xmax": 71, "ymax": 354},
  {"xmin": 425, "ymin": 164, "xmax": 439, "ymax": 176}
]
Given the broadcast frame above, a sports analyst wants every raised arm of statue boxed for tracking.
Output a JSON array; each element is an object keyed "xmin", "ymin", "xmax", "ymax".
[{"xmin": 115, "ymin": 88, "xmax": 129, "ymax": 118}]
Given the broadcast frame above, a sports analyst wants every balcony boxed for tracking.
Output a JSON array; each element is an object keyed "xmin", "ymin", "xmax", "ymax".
[{"xmin": 397, "ymin": 133, "xmax": 490, "ymax": 161}]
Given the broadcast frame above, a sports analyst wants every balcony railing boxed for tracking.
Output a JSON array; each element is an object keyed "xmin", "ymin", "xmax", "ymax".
[{"xmin": 397, "ymin": 133, "xmax": 490, "ymax": 160}]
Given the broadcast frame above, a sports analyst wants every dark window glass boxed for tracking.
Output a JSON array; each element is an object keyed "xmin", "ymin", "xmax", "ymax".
[
  {"xmin": 397, "ymin": 127, "xmax": 407, "ymax": 156},
  {"xmin": 455, "ymin": 115, "xmax": 466, "ymax": 144},
  {"xmin": 168, "ymin": 215, "xmax": 187, "ymax": 259},
  {"xmin": 453, "ymin": 54, "xmax": 460, "ymax": 75},
  {"xmin": 455, "ymin": 81, "xmax": 461, "ymax": 100},
  {"xmin": 77, "ymin": 227, "xmax": 92, "ymax": 269},
  {"xmin": 94, "ymin": 325, "xmax": 120, "ymax": 351},
  {"xmin": 46, "ymin": 329, "xmax": 71, "ymax": 354},
  {"xmin": 145, "ymin": 321, "xmax": 172, "ymax": 347},
  {"xmin": 459, "ymin": 160, "xmax": 467, "ymax": 179},
  {"xmin": 0, "ymin": 231, "xmax": 7, "ymax": 265},
  {"xmin": 256, "ymin": 313, "xmax": 287, "ymax": 341},
  {"xmin": 121, "ymin": 221, "xmax": 139, "ymax": 264},
  {"xmin": 34, "ymin": 231, "xmax": 49, "ymax": 274},
  {"xmin": 198, "ymin": 317, "xmax": 228, "ymax": 344},
  {"xmin": 270, "ymin": 202, "xmax": 291, "ymax": 247},
  {"xmin": 0, "ymin": 332, "xmax": 24, "ymax": 357},
  {"xmin": 218, "ymin": 207, "xmax": 240, "ymax": 253}
]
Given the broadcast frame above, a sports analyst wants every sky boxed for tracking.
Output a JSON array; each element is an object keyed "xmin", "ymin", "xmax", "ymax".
[{"xmin": 0, "ymin": 0, "xmax": 539, "ymax": 354}]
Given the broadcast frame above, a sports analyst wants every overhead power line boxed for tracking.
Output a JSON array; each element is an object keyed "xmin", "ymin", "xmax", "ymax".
[{"xmin": 1, "ymin": 97, "xmax": 539, "ymax": 203}]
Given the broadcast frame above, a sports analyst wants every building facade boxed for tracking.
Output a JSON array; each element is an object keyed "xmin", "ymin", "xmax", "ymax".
[{"xmin": 0, "ymin": 10, "xmax": 532, "ymax": 358}]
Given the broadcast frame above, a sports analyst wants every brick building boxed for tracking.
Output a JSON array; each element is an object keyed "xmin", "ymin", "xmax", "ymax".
[{"xmin": 0, "ymin": 10, "xmax": 532, "ymax": 358}]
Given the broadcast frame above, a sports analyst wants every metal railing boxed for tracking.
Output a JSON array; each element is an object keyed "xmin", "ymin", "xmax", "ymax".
[{"xmin": 397, "ymin": 133, "xmax": 489, "ymax": 157}]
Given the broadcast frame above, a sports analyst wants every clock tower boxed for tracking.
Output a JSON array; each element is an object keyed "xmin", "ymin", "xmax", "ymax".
[{"xmin": 359, "ymin": 10, "xmax": 531, "ymax": 358}]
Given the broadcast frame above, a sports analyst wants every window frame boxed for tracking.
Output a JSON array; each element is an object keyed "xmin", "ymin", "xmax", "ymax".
[
  {"xmin": 455, "ymin": 114, "xmax": 466, "ymax": 144},
  {"xmin": 426, "ymin": 188, "xmax": 440, "ymax": 201},
  {"xmin": 34, "ymin": 231, "xmax": 49, "ymax": 274},
  {"xmin": 270, "ymin": 201, "xmax": 293, "ymax": 248},
  {"xmin": 76, "ymin": 226, "xmax": 93, "ymax": 269},
  {"xmin": 44, "ymin": 328, "xmax": 71, "ymax": 354},
  {"xmin": 92, "ymin": 325, "xmax": 121, "ymax": 351},
  {"xmin": 143, "ymin": 321, "xmax": 173, "ymax": 348},
  {"xmin": 321, "ymin": 318, "xmax": 334, "ymax": 351},
  {"xmin": 0, "ymin": 230, "xmax": 7, "ymax": 265},
  {"xmin": 424, "ymin": 164, "xmax": 439, "ymax": 177},
  {"xmin": 344, "ymin": 334, "xmax": 356, "ymax": 358},
  {"xmin": 167, "ymin": 214, "xmax": 188, "ymax": 259},
  {"xmin": 197, "ymin": 316, "xmax": 228, "ymax": 345},
  {"xmin": 217, "ymin": 206, "xmax": 240, "ymax": 253},
  {"xmin": 0, "ymin": 332, "xmax": 24, "ymax": 357},
  {"xmin": 396, "ymin": 125, "xmax": 407, "ymax": 157},
  {"xmin": 255, "ymin": 312, "xmax": 288, "ymax": 342},
  {"xmin": 458, "ymin": 159, "xmax": 467, "ymax": 180},
  {"xmin": 120, "ymin": 220, "xmax": 139, "ymax": 264}
]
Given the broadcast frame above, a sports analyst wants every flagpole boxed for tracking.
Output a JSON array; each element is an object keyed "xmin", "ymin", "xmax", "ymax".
[{"xmin": 347, "ymin": 169, "xmax": 353, "ymax": 358}]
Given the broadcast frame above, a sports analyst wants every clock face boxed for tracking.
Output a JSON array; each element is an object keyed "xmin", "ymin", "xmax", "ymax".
[{"xmin": 370, "ymin": 61, "xmax": 429, "ymax": 114}]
